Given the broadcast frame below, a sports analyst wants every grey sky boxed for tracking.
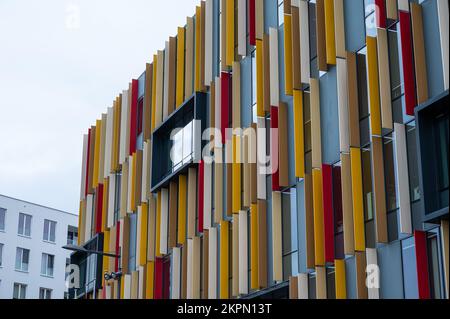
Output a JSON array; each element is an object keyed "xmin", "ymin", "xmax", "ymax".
[{"xmin": 0, "ymin": 0, "xmax": 199, "ymax": 214}]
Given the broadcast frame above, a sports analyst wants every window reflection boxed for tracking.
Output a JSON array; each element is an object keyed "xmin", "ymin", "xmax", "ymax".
[{"xmin": 171, "ymin": 120, "xmax": 194, "ymax": 173}]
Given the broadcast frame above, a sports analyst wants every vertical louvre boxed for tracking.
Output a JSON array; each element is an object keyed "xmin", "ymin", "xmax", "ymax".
[{"xmin": 350, "ymin": 148, "xmax": 366, "ymax": 252}]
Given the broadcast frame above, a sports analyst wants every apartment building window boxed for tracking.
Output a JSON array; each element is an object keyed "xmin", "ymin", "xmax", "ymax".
[
  {"xmin": 406, "ymin": 122, "xmax": 421, "ymax": 201},
  {"xmin": 332, "ymin": 164, "xmax": 345, "ymax": 259},
  {"xmin": 282, "ymin": 189, "xmax": 299, "ymax": 281},
  {"xmin": 41, "ymin": 253, "xmax": 55, "ymax": 277},
  {"xmin": 67, "ymin": 226, "xmax": 78, "ymax": 245},
  {"xmin": 278, "ymin": 0, "xmax": 284, "ymax": 26},
  {"xmin": 0, "ymin": 208, "xmax": 5, "ymax": 231},
  {"xmin": 43, "ymin": 219, "xmax": 56, "ymax": 243},
  {"xmin": 18, "ymin": 213, "xmax": 32, "ymax": 237},
  {"xmin": 0, "ymin": 243, "xmax": 3, "ymax": 267},
  {"xmin": 364, "ymin": 0, "xmax": 376, "ymax": 37},
  {"xmin": 15, "ymin": 248, "xmax": 30, "ymax": 272},
  {"xmin": 13, "ymin": 283, "xmax": 27, "ymax": 299},
  {"xmin": 434, "ymin": 113, "xmax": 449, "ymax": 208},
  {"xmin": 114, "ymin": 173, "xmax": 122, "ymax": 224},
  {"xmin": 171, "ymin": 120, "xmax": 194, "ymax": 172},
  {"xmin": 39, "ymin": 288, "xmax": 52, "ymax": 299}
]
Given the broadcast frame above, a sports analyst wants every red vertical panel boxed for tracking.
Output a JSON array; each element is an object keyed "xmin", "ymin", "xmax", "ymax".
[
  {"xmin": 414, "ymin": 230, "xmax": 431, "ymax": 299},
  {"xmin": 163, "ymin": 258, "xmax": 171, "ymax": 299},
  {"xmin": 95, "ymin": 183, "xmax": 104, "ymax": 234},
  {"xmin": 270, "ymin": 106, "xmax": 280, "ymax": 192},
  {"xmin": 375, "ymin": 0, "xmax": 387, "ymax": 28},
  {"xmin": 85, "ymin": 129, "xmax": 92, "ymax": 197},
  {"xmin": 249, "ymin": 0, "xmax": 256, "ymax": 46},
  {"xmin": 154, "ymin": 257, "xmax": 164, "ymax": 299},
  {"xmin": 399, "ymin": 11, "xmax": 417, "ymax": 116},
  {"xmin": 198, "ymin": 160, "xmax": 205, "ymax": 233},
  {"xmin": 115, "ymin": 220, "xmax": 120, "ymax": 272},
  {"xmin": 129, "ymin": 79, "xmax": 139, "ymax": 155},
  {"xmin": 322, "ymin": 164, "xmax": 335, "ymax": 263},
  {"xmin": 221, "ymin": 72, "xmax": 232, "ymax": 145}
]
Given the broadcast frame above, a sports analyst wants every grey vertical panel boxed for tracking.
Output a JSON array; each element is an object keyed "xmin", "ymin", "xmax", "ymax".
[
  {"xmin": 241, "ymin": 57, "xmax": 252, "ymax": 128},
  {"xmin": 422, "ymin": 0, "xmax": 445, "ymax": 98},
  {"xmin": 319, "ymin": 66, "xmax": 340, "ymax": 165},
  {"xmin": 402, "ymin": 236, "xmax": 419, "ymax": 299},
  {"xmin": 345, "ymin": 256, "xmax": 357, "ymax": 299},
  {"xmin": 264, "ymin": 0, "xmax": 278, "ymax": 34},
  {"xmin": 343, "ymin": 0, "xmax": 365, "ymax": 52},
  {"xmin": 128, "ymin": 213, "xmax": 137, "ymax": 272},
  {"xmin": 378, "ymin": 241, "xmax": 404, "ymax": 299},
  {"xmin": 267, "ymin": 193, "xmax": 274, "ymax": 286},
  {"xmin": 296, "ymin": 180, "xmax": 308, "ymax": 274}
]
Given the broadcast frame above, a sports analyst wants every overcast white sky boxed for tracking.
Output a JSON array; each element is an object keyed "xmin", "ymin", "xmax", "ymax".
[{"xmin": 0, "ymin": 0, "xmax": 199, "ymax": 214}]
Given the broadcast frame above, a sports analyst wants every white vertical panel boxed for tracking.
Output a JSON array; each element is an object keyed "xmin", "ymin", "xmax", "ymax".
[
  {"xmin": 160, "ymin": 188, "xmax": 169, "ymax": 255},
  {"xmin": 438, "ymin": 0, "xmax": 449, "ymax": 90},
  {"xmin": 394, "ymin": 123, "xmax": 412, "ymax": 234},
  {"xmin": 298, "ymin": 273, "xmax": 309, "ymax": 299},
  {"xmin": 257, "ymin": 117, "xmax": 267, "ymax": 200},
  {"xmin": 85, "ymin": 194, "xmax": 93, "ymax": 241},
  {"xmin": 172, "ymin": 247, "xmax": 181, "ymax": 299},
  {"xmin": 398, "ymin": 0, "xmax": 409, "ymax": 12},
  {"xmin": 205, "ymin": 0, "xmax": 214, "ymax": 86},
  {"xmin": 138, "ymin": 265, "xmax": 145, "ymax": 299},
  {"xmin": 163, "ymin": 42, "xmax": 170, "ymax": 120},
  {"xmin": 238, "ymin": 210, "xmax": 248, "ymax": 295},
  {"xmin": 366, "ymin": 248, "xmax": 380, "ymax": 299},
  {"xmin": 238, "ymin": 0, "xmax": 247, "ymax": 57},
  {"xmin": 107, "ymin": 174, "xmax": 116, "ymax": 228},
  {"xmin": 337, "ymin": 58, "xmax": 350, "ymax": 153},
  {"xmin": 80, "ymin": 134, "xmax": 88, "ymax": 200},
  {"xmin": 215, "ymin": 76, "xmax": 222, "ymax": 146},
  {"xmin": 204, "ymin": 162, "xmax": 212, "ymax": 229},
  {"xmin": 299, "ymin": 0, "xmax": 311, "ymax": 84},
  {"xmin": 123, "ymin": 274, "xmax": 132, "ymax": 299},
  {"xmin": 208, "ymin": 227, "xmax": 218, "ymax": 299},
  {"xmin": 104, "ymin": 107, "xmax": 114, "ymax": 176},
  {"xmin": 269, "ymin": 28, "xmax": 279, "ymax": 107},
  {"xmin": 127, "ymin": 155, "xmax": 133, "ymax": 214},
  {"xmin": 119, "ymin": 90, "xmax": 129, "ymax": 165}
]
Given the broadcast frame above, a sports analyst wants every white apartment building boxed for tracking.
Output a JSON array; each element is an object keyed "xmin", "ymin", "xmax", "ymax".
[{"xmin": 0, "ymin": 194, "xmax": 78, "ymax": 299}]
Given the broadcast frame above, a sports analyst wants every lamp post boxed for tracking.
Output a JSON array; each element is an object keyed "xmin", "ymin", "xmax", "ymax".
[{"xmin": 63, "ymin": 245, "xmax": 121, "ymax": 299}]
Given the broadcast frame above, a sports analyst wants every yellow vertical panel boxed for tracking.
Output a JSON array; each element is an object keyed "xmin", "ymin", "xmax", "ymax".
[
  {"xmin": 151, "ymin": 54, "xmax": 158, "ymax": 131},
  {"xmin": 178, "ymin": 175, "xmax": 187, "ymax": 245},
  {"xmin": 256, "ymin": 40, "xmax": 264, "ymax": 117},
  {"xmin": 324, "ymin": 0, "xmax": 336, "ymax": 65},
  {"xmin": 411, "ymin": 3, "xmax": 429, "ymax": 105},
  {"xmin": 92, "ymin": 120, "xmax": 101, "ymax": 188},
  {"xmin": 155, "ymin": 191, "xmax": 162, "ymax": 258},
  {"xmin": 220, "ymin": 220, "xmax": 230, "ymax": 299},
  {"xmin": 310, "ymin": 78, "xmax": 322, "ymax": 169},
  {"xmin": 232, "ymin": 135, "xmax": 241, "ymax": 213},
  {"xmin": 146, "ymin": 261, "xmax": 154, "ymax": 299},
  {"xmin": 103, "ymin": 229, "xmax": 110, "ymax": 283},
  {"xmin": 284, "ymin": 14, "xmax": 293, "ymax": 95},
  {"xmin": 139, "ymin": 202, "xmax": 148, "ymax": 266},
  {"xmin": 195, "ymin": 6, "xmax": 202, "ymax": 92},
  {"xmin": 226, "ymin": 0, "xmax": 235, "ymax": 67},
  {"xmin": 312, "ymin": 169, "xmax": 325, "ymax": 266},
  {"xmin": 176, "ymin": 27, "xmax": 186, "ymax": 108},
  {"xmin": 293, "ymin": 90, "xmax": 305, "ymax": 178},
  {"xmin": 335, "ymin": 259, "xmax": 347, "ymax": 299},
  {"xmin": 350, "ymin": 148, "xmax": 366, "ymax": 252},
  {"xmin": 366, "ymin": 36, "xmax": 382, "ymax": 136},
  {"xmin": 250, "ymin": 203, "xmax": 258, "ymax": 290}
]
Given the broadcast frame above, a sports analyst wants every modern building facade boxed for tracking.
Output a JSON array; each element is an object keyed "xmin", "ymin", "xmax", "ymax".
[
  {"xmin": 0, "ymin": 195, "xmax": 78, "ymax": 299},
  {"xmin": 75, "ymin": 0, "xmax": 449, "ymax": 299}
]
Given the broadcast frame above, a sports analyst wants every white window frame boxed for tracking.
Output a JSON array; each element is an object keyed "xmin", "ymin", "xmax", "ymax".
[
  {"xmin": 15, "ymin": 247, "xmax": 30, "ymax": 272},
  {"xmin": 41, "ymin": 253, "xmax": 55, "ymax": 277},
  {"xmin": 13, "ymin": 283, "xmax": 27, "ymax": 299},
  {"xmin": 18, "ymin": 213, "xmax": 32, "ymax": 237},
  {"xmin": 43, "ymin": 219, "xmax": 57, "ymax": 243},
  {"xmin": 39, "ymin": 287, "xmax": 52, "ymax": 299}
]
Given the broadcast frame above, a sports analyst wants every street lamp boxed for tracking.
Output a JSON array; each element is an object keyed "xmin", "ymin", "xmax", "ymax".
[{"xmin": 63, "ymin": 245, "xmax": 122, "ymax": 299}]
